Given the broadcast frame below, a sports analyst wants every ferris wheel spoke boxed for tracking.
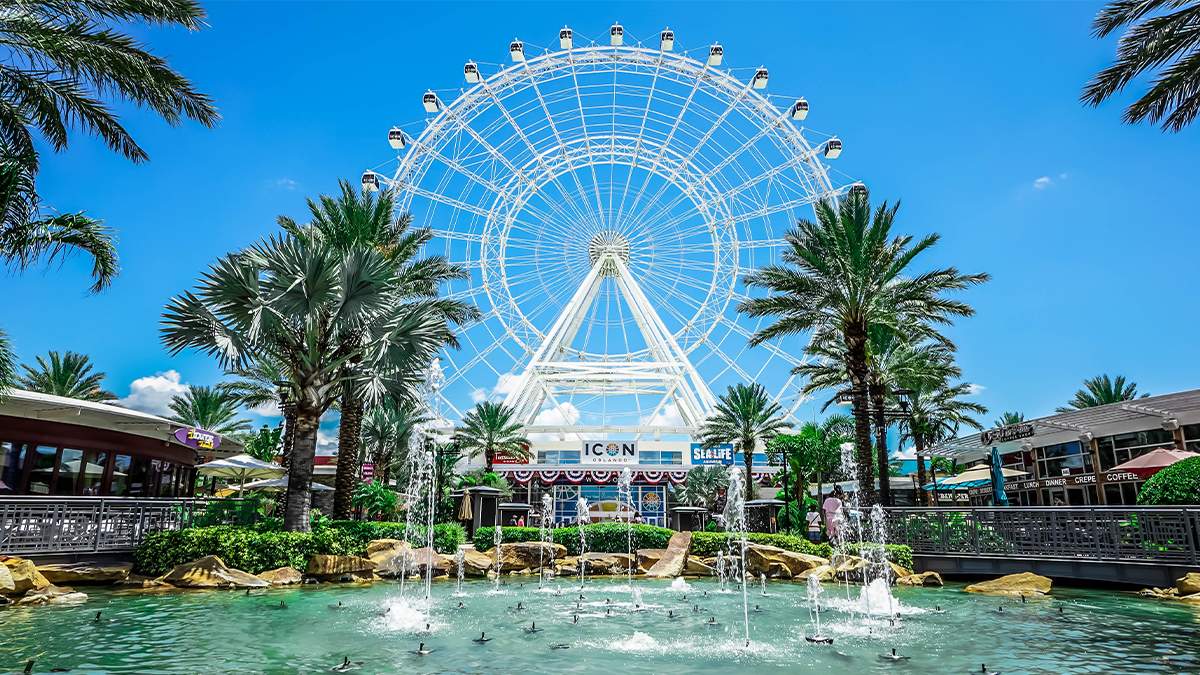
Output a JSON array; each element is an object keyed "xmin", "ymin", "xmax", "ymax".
[
  {"xmin": 560, "ymin": 55, "xmax": 610, "ymax": 224},
  {"xmin": 612, "ymin": 52, "xmax": 665, "ymax": 232},
  {"xmin": 715, "ymin": 313, "xmax": 805, "ymax": 368}
]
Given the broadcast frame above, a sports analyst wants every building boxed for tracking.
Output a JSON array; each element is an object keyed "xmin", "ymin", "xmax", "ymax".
[
  {"xmin": 0, "ymin": 389, "xmax": 240, "ymax": 498},
  {"xmin": 928, "ymin": 389, "xmax": 1200, "ymax": 506}
]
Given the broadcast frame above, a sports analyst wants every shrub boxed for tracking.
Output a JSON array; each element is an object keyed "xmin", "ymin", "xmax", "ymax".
[
  {"xmin": 690, "ymin": 531, "xmax": 832, "ymax": 559},
  {"xmin": 843, "ymin": 542, "xmax": 914, "ymax": 570},
  {"xmin": 323, "ymin": 520, "xmax": 465, "ymax": 554},
  {"xmin": 1137, "ymin": 457, "xmax": 1200, "ymax": 505},
  {"xmin": 474, "ymin": 523, "xmax": 674, "ymax": 555}
]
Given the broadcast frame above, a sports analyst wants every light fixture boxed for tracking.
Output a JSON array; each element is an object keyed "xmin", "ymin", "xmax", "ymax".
[{"xmin": 1161, "ymin": 417, "xmax": 1180, "ymax": 431}]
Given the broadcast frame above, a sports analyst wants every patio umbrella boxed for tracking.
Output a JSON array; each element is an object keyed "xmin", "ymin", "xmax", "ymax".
[
  {"xmin": 990, "ymin": 447, "xmax": 1010, "ymax": 506},
  {"xmin": 235, "ymin": 476, "xmax": 333, "ymax": 493},
  {"xmin": 196, "ymin": 453, "xmax": 285, "ymax": 497},
  {"xmin": 458, "ymin": 493, "xmax": 473, "ymax": 521},
  {"xmin": 1109, "ymin": 447, "xmax": 1200, "ymax": 480},
  {"xmin": 940, "ymin": 465, "xmax": 1028, "ymax": 486}
]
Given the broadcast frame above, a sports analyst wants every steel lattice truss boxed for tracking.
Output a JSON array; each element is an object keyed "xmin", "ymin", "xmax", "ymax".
[{"xmin": 367, "ymin": 27, "xmax": 857, "ymax": 438}]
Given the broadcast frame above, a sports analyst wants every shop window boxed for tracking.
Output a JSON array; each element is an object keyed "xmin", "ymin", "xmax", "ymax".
[
  {"xmin": 26, "ymin": 445, "xmax": 59, "ymax": 495},
  {"xmin": 639, "ymin": 450, "xmax": 682, "ymax": 465},
  {"xmin": 0, "ymin": 442, "xmax": 26, "ymax": 494},
  {"xmin": 157, "ymin": 461, "xmax": 177, "ymax": 497},
  {"xmin": 80, "ymin": 451, "xmax": 109, "ymax": 496},
  {"xmin": 53, "ymin": 448, "xmax": 85, "ymax": 496},
  {"xmin": 111, "ymin": 454, "xmax": 133, "ymax": 496},
  {"xmin": 734, "ymin": 452, "xmax": 774, "ymax": 466},
  {"xmin": 536, "ymin": 450, "xmax": 580, "ymax": 465},
  {"xmin": 1035, "ymin": 441, "xmax": 1092, "ymax": 477},
  {"xmin": 1104, "ymin": 482, "xmax": 1140, "ymax": 505},
  {"xmin": 124, "ymin": 457, "xmax": 150, "ymax": 497}
]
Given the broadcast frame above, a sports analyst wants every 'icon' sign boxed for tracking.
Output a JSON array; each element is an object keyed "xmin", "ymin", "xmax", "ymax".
[{"xmin": 582, "ymin": 441, "xmax": 637, "ymax": 464}]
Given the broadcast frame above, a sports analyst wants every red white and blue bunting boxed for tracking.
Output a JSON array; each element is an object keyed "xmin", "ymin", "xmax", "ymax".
[{"xmin": 496, "ymin": 467, "xmax": 773, "ymax": 486}]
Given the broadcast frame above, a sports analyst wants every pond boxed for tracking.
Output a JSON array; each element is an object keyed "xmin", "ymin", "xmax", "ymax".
[{"xmin": 2, "ymin": 577, "xmax": 1197, "ymax": 673}]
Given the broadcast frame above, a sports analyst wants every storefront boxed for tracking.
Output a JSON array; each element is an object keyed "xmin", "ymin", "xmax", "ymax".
[
  {"xmin": 931, "ymin": 389, "xmax": 1200, "ymax": 506},
  {"xmin": 0, "ymin": 389, "xmax": 239, "ymax": 498}
]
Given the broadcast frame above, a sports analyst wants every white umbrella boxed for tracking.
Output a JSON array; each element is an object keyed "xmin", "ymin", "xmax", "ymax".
[
  {"xmin": 196, "ymin": 453, "xmax": 285, "ymax": 497},
  {"xmin": 239, "ymin": 476, "xmax": 333, "ymax": 492},
  {"xmin": 940, "ymin": 465, "xmax": 1028, "ymax": 486}
]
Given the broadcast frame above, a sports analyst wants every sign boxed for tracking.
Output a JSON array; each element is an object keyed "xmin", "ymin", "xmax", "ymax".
[
  {"xmin": 361, "ymin": 462, "xmax": 374, "ymax": 481},
  {"xmin": 582, "ymin": 441, "xmax": 637, "ymax": 464},
  {"xmin": 173, "ymin": 426, "xmax": 220, "ymax": 450},
  {"xmin": 690, "ymin": 443, "xmax": 734, "ymax": 466},
  {"xmin": 494, "ymin": 442, "xmax": 531, "ymax": 465},
  {"xmin": 980, "ymin": 423, "xmax": 1035, "ymax": 447},
  {"xmin": 1010, "ymin": 471, "xmax": 1142, "ymax": 492}
]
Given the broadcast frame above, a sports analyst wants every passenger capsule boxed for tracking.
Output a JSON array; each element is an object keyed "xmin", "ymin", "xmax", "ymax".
[
  {"xmin": 660, "ymin": 28, "xmax": 674, "ymax": 51},
  {"xmin": 464, "ymin": 61, "xmax": 480, "ymax": 84},
  {"xmin": 790, "ymin": 98, "xmax": 809, "ymax": 120},
  {"xmin": 610, "ymin": 22, "xmax": 624, "ymax": 46},
  {"xmin": 361, "ymin": 171, "xmax": 379, "ymax": 193},
  {"xmin": 707, "ymin": 44, "xmax": 724, "ymax": 66},
  {"xmin": 387, "ymin": 127, "xmax": 405, "ymax": 150},
  {"xmin": 824, "ymin": 137, "xmax": 843, "ymax": 159},
  {"xmin": 752, "ymin": 68, "xmax": 768, "ymax": 89},
  {"xmin": 510, "ymin": 39, "xmax": 525, "ymax": 62},
  {"xmin": 422, "ymin": 91, "xmax": 441, "ymax": 113},
  {"xmin": 559, "ymin": 27, "xmax": 573, "ymax": 50}
]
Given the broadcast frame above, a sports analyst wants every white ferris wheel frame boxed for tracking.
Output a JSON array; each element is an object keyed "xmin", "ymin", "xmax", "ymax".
[{"xmin": 370, "ymin": 31, "xmax": 856, "ymax": 437}]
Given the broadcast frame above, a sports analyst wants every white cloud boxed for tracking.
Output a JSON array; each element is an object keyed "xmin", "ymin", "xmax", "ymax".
[
  {"xmin": 1032, "ymin": 176, "xmax": 1052, "ymax": 190},
  {"xmin": 116, "ymin": 370, "xmax": 189, "ymax": 416},
  {"xmin": 528, "ymin": 402, "xmax": 582, "ymax": 441},
  {"xmin": 493, "ymin": 373, "xmax": 521, "ymax": 397},
  {"xmin": 249, "ymin": 400, "xmax": 281, "ymax": 418},
  {"xmin": 470, "ymin": 388, "xmax": 488, "ymax": 404},
  {"xmin": 965, "ymin": 383, "xmax": 986, "ymax": 396},
  {"xmin": 316, "ymin": 430, "xmax": 339, "ymax": 456},
  {"xmin": 273, "ymin": 178, "xmax": 298, "ymax": 191},
  {"xmin": 640, "ymin": 403, "xmax": 686, "ymax": 428}
]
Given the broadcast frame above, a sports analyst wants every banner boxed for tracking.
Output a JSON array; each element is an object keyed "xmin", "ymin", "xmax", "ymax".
[
  {"xmin": 690, "ymin": 443, "xmax": 733, "ymax": 465},
  {"xmin": 582, "ymin": 441, "xmax": 638, "ymax": 464},
  {"xmin": 173, "ymin": 426, "xmax": 220, "ymax": 451}
]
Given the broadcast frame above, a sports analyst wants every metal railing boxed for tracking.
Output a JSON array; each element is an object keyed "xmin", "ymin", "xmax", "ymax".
[
  {"xmin": 0, "ymin": 496, "xmax": 257, "ymax": 555},
  {"xmin": 885, "ymin": 506, "xmax": 1200, "ymax": 566}
]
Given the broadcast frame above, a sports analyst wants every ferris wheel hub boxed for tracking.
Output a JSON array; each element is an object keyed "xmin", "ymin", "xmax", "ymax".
[{"xmin": 587, "ymin": 230, "xmax": 631, "ymax": 277}]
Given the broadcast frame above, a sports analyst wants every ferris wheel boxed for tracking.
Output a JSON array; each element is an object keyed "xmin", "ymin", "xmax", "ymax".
[{"xmin": 364, "ymin": 24, "xmax": 857, "ymax": 438}]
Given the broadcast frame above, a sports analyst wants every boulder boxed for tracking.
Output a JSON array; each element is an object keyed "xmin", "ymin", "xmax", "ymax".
[
  {"xmin": 410, "ymin": 547, "xmax": 452, "ymax": 576},
  {"xmin": 574, "ymin": 552, "xmax": 636, "ymax": 575},
  {"xmin": 1, "ymin": 556, "xmax": 50, "ymax": 595},
  {"xmin": 964, "ymin": 572, "xmax": 1052, "ymax": 598},
  {"xmin": 890, "ymin": 562, "xmax": 914, "ymax": 580},
  {"xmin": 497, "ymin": 542, "xmax": 566, "ymax": 572},
  {"xmin": 461, "ymin": 549, "xmax": 497, "ymax": 577},
  {"xmin": 161, "ymin": 556, "xmax": 269, "ymax": 589},
  {"xmin": 744, "ymin": 544, "xmax": 826, "ymax": 579},
  {"xmin": 684, "ymin": 557, "xmax": 715, "ymax": 576},
  {"xmin": 16, "ymin": 584, "xmax": 88, "ymax": 606},
  {"xmin": 645, "ymin": 531, "xmax": 692, "ymax": 579},
  {"xmin": 1176, "ymin": 572, "xmax": 1200, "ymax": 597},
  {"xmin": 258, "ymin": 567, "xmax": 303, "ymax": 586},
  {"xmin": 117, "ymin": 574, "xmax": 173, "ymax": 589},
  {"xmin": 1179, "ymin": 593, "xmax": 1200, "ymax": 605},
  {"xmin": 805, "ymin": 565, "xmax": 836, "ymax": 583},
  {"xmin": 0, "ymin": 561, "xmax": 13, "ymax": 594},
  {"xmin": 37, "ymin": 562, "xmax": 131, "ymax": 585},
  {"xmin": 897, "ymin": 571, "xmax": 944, "ymax": 587},
  {"xmin": 556, "ymin": 556, "xmax": 580, "ymax": 577},
  {"xmin": 637, "ymin": 549, "xmax": 666, "ymax": 571},
  {"xmin": 366, "ymin": 539, "xmax": 414, "ymax": 576},
  {"xmin": 306, "ymin": 555, "xmax": 376, "ymax": 582}
]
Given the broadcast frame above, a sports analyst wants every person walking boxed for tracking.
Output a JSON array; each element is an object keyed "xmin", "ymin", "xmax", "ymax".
[{"xmin": 822, "ymin": 486, "xmax": 846, "ymax": 543}]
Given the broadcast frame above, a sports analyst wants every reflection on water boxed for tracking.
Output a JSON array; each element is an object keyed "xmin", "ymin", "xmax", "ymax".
[{"xmin": 1, "ymin": 578, "xmax": 1197, "ymax": 673}]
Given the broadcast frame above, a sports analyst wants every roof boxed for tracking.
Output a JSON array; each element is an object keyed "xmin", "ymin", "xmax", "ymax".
[
  {"xmin": 930, "ymin": 388, "xmax": 1200, "ymax": 461},
  {"xmin": 0, "ymin": 388, "xmax": 243, "ymax": 455}
]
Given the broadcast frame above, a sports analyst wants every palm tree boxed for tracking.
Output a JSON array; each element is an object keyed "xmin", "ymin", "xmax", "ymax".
[
  {"xmin": 697, "ymin": 383, "xmax": 790, "ymax": 503},
  {"xmin": 17, "ymin": 350, "xmax": 113, "ymax": 400},
  {"xmin": 1082, "ymin": 0, "xmax": 1200, "ymax": 131},
  {"xmin": 768, "ymin": 413, "xmax": 852, "ymax": 528},
  {"xmin": 993, "ymin": 411, "xmax": 1025, "ymax": 428},
  {"xmin": 280, "ymin": 180, "xmax": 475, "ymax": 519},
  {"xmin": 0, "ymin": 329, "xmax": 15, "ymax": 400},
  {"xmin": 896, "ymin": 382, "xmax": 987, "ymax": 505},
  {"xmin": 361, "ymin": 401, "xmax": 430, "ymax": 487},
  {"xmin": 223, "ymin": 355, "xmax": 294, "ymax": 464},
  {"xmin": 740, "ymin": 192, "xmax": 988, "ymax": 505},
  {"xmin": 162, "ymin": 234, "xmax": 453, "ymax": 531},
  {"xmin": 167, "ymin": 385, "xmax": 252, "ymax": 436},
  {"xmin": 1057, "ymin": 374, "xmax": 1147, "ymax": 413},
  {"xmin": 452, "ymin": 401, "xmax": 531, "ymax": 473},
  {"xmin": 671, "ymin": 465, "xmax": 730, "ymax": 511}
]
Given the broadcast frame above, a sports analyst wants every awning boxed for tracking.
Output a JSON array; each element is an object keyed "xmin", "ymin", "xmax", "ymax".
[{"xmin": 1109, "ymin": 447, "xmax": 1199, "ymax": 479}]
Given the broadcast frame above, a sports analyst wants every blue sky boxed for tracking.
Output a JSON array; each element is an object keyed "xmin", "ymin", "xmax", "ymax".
[{"xmin": 4, "ymin": 1, "xmax": 1199, "ymax": 434}]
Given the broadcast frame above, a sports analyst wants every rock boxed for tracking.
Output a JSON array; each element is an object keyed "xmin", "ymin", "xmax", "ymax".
[
  {"xmin": 461, "ymin": 549, "xmax": 496, "ymax": 577},
  {"xmin": 496, "ymin": 542, "xmax": 566, "ymax": 572},
  {"xmin": 0, "ymin": 561, "xmax": 13, "ymax": 594},
  {"xmin": 889, "ymin": 562, "xmax": 914, "ymax": 580},
  {"xmin": 410, "ymin": 547, "xmax": 452, "ymax": 575},
  {"xmin": 37, "ymin": 562, "xmax": 131, "ymax": 585},
  {"xmin": 0, "ymin": 594, "xmax": 10, "ymax": 606},
  {"xmin": 366, "ymin": 539, "xmax": 413, "ymax": 576},
  {"xmin": 258, "ymin": 567, "xmax": 303, "ymax": 586},
  {"xmin": 573, "ymin": 552, "xmax": 636, "ymax": 575},
  {"xmin": 684, "ymin": 557, "xmax": 715, "ymax": 576},
  {"xmin": 964, "ymin": 572, "xmax": 1052, "ymax": 597},
  {"xmin": 161, "ymin": 556, "xmax": 269, "ymax": 589},
  {"xmin": 117, "ymin": 574, "xmax": 173, "ymax": 589},
  {"xmin": 897, "ymin": 571, "xmax": 943, "ymax": 587},
  {"xmin": 556, "ymin": 556, "xmax": 580, "ymax": 577},
  {"xmin": 637, "ymin": 549, "xmax": 666, "ymax": 572},
  {"xmin": 646, "ymin": 531, "xmax": 692, "ymax": 579},
  {"xmin": 16, "ymin": 584, "xmax": 88, "ymax": 606},
  {"xmin": 806, "ymin": 565, "xmax": 836, "ymax": 583},
  {"xmin": 1179, "ymin": 593, "xmax": 1200, "ymax": 605},
  {"xmin": 1, "ymin": 556, "xmax": 50, "ymax": 595},
  {"xmin": 745, "ymin": 544, "xmax": 827, "ymax": 579},
  {"xmin": 305, "ymin": 554, "xmax": 375, "ymax": 582},
  {"xmin": 1176, "ymin": 572, "xmax": 1200, "ymax": 597}
]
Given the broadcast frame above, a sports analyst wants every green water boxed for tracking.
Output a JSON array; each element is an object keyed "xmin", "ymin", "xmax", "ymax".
[{"xmin": 1, "ymin": 577, "xmax": 1197, "ymax": 674}]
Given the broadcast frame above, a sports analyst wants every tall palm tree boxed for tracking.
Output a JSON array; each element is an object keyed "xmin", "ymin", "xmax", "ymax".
[
  {"xmin": 671, "ymin": 465, "xmax": 730, "ymax": 511},
  {"xmin": 697, "ymin": 383, "xmax": 790, "ymax": 503},
  {"xmin": 167, "ymin": 385, "xmax": 252, "ymax": 436},
  {"xmin": 17, "ymin": 350, "xmax": 113, "ymax": 400},
  {"xmin": 896, "ymin": 381, "xmax": 987, "ymax": 505},
  {"xmin": 0, "ymin": 329, "xmax": 15, "ymax": 400},
  {"xmin": 280, "ymin": 180, "xmax": 475, "ymax": 519},
  {"xmin": 452, "ymin": 401, "xmax": 531, "ymax": 473},
  {"xmin": 1057, "ymin": 374, "xmax": 1147, "ymax": 413},
  {"xmin": 740, "ymin": 192, "xmax": 988, "ymax": 505},
  {"xmin": 1082, "ymin": 0, "xmax": 1200, "ymax": 131},
  {"xmin": 993, "ymin": 411, "xmax": 1025, "ymax": 428},
  {"xmin": 361, "ymin": 401, "xmax": 430, "ymax": 487},
  {"xmin": 223, "ymin": 355, "xmax": 294, "ymax": 464},
  {"xmin": 162, "ymin": 234, "xmax": 453, "ymax": 531}
]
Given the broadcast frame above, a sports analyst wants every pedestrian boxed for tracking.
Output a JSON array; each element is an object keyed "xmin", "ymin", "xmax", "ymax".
[{"xmin": 822, "ymin": 487, "xmax": 845, "ymax": 543}]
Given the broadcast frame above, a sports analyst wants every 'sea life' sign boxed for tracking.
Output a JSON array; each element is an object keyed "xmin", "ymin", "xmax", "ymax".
[
  {"xmin": 582, "ymin": 441, "xmax": 638, "ymax": 465},
  {"xmin": 690, "ymin": 443, "xmax": 734, "ymax": 466}
]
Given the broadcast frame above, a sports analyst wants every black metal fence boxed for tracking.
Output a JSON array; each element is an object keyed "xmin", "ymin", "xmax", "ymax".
[
  {"xmin": 885, "ymin": 506, "xmax": 1200, "ymax": 566},
  {"xmin": 0, "ymin": 496, "xmax": 257, "ymax": 555}
]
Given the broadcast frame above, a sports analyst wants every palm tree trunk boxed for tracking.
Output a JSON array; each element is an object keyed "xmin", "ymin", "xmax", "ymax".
[
  {"xmin": 332, "ymin": 388, "xmax": 364, "ymax": 520},
  {"xmin": 743, "ymin": 439, "xmax": 755, "ymax": 504},
  {"xmin": 914, "ymin": 433, "xmax": 930, "ymax": 506},
  {"xmin": 870, "ymin": 383, "xmax": 892, "ymax": 507},
  {"xmin": 845, "ymin": 327, "xmax": 876, "ymax": 506},
  {"xmin": 275, "ymin": 399, "xmax": 297, "ymax": 514},
  {"xmin": 780, "ymin": 453, "xmax": 791, "ymax": 530},
  {"xmin": 284, "ymin": 408, "xmax": 321, "ymax": 532},
  {"xmin": 485, "ymin": 447, "xmax": 494, "ymax": 473}
]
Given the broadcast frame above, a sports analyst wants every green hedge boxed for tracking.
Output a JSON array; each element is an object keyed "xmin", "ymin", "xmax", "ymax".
[
  {"xmin": 474, "ymin": 523, "xmax": 674, "ymax": 555},
  {"xmin": 690, "ymin": 532, "xmax": 833, "ymax": 559},
  {"xmin": 1137, "ymin": 456, "xmax": 1200, "ymax": 505},
  {"xmin": 843, "ymin": 542, "xmax": 914, "ymax": 570},
  {"xmin": 134, "ymin": 521, "xmax": 467, "ymax": 577}
]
